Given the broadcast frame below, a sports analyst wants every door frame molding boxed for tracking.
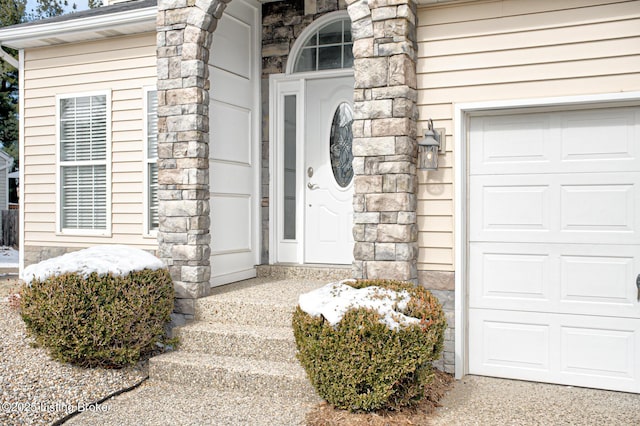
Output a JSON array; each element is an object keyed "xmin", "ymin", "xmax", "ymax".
[
  {"xmin": 454, "ymin": 91, "xmax": 640, "ymax": 380},
  {"xmin": 269, "ymin": 69, "xmax": 354, "ymax": 264}
]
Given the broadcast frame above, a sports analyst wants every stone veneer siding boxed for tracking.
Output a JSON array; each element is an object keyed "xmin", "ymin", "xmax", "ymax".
[
  {"xmin": 348, "ymin": 0, "xmax": 419, "ymax": 283},
  {"xmin": 156, "ymin": 0, "xmax": 221, "ymax": 322}
]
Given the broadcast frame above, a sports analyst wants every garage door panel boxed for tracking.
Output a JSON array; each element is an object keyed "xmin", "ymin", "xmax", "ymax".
[
  {"xmin": 470, "ymin": 115, "xmax": 553, "ymax": 174},
  {"xmin": 560, "ymin": 255, "xmax": 635, "ymax": 306},
  {"xmin": 470, "ymin": 107, "xmax": 640, "ymax": 175},
  {"xmin": 481, "ymin": 320, "xmax": 550, "ymax": 370},
  {"xmin": 471, "ymin": 174, "xmax": 640, "ymax": 244},
  {"xmin": 561, "ymin": 183, "xmax": 634, "ymax": 233},
  {"xmin": 561, "ymin": 109, "xmax": 638, "ymax": 163},
  {"xmin": 470, "ymin": 245, "xmax": 551, "ymax": 306},
  {"xmin": 470, "ymin": 309, "xmax": 640, "ymax": 392},
  {"xmin": 479, "ymin": 184, "xmax": 550, "ymax": 231},
  {"xmin": 561, "ymin": 325, "xmax": 635, "ymax": 380},
  {"xmin": 469, "ymin": 309, "xmax": 552, "ymax": 381},
  {"xmin": 471, "ymin": 243, "xmax": 640, "ymax": 317}
]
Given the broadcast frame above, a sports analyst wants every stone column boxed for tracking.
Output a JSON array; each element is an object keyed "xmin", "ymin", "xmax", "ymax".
[
  {"xmin": 348, "ymin": 0, "xmax": 419, "ymax": 282},
  {"xmin": 156, "ymin": 0, "xmax": 227, "ymax": 320}
]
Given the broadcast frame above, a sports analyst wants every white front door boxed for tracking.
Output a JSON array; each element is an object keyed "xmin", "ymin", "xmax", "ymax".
[
  {"xmin": 208, "ymin": 0, "xmax": 260, "ymax": 286},
  {"xmin": 304, "ymin": 76, "xmax": 354, "ymax": 264},
  {"xmin": 468, "ymin": 106, "xmax": 640, "ymax": 393}
]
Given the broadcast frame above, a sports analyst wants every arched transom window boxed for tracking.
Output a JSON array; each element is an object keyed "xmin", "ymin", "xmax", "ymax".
[{"xmin": 293, "ymin": 18, "xmax": 353, "ymax": 73}]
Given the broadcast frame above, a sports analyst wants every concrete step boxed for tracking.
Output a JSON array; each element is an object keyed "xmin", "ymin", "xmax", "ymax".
[
  {"xmin": 148, "ymin": 277, "xmax": 332, "ymax": 409},
  {"xmin": 195, "ymin": 298, "xmax": 295, "ymax": 328},
  {"xmin": 149, "ymin": 352, "xmax": 318, "ymax": 403},
  {"xmin": 196, "ymin": 277, "xmax": 329, "ymax": 327},
  {"xmin": 174, "ymin": 321, "xmax": 298, "ymax": 363},
  {"xmin": 65, "ymin": 380, "xmax": 315, "ymax": 426},
  {"xmin": 256, "ymin": 264, "xmax": 351, "ymax": 281}
]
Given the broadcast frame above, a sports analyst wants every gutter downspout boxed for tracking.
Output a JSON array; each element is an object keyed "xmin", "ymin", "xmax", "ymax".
[{"xmin": 0, "ymin": 44, "xmax": 18, "ymax": 69}]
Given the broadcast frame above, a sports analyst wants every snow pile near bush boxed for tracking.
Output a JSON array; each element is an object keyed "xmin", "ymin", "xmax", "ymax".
[
  {"xmin": 23, "ymin": 245, "xmax": 164, "ymax": 284},
  {"xmin": 298, "ymin": 280, "xmax": 420, "ymax": 330}
]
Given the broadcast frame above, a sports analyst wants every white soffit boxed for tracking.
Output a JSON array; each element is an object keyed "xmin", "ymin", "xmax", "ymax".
[{"xmin": 0, "ymin": 6, "xmax": 156, "ymax": 49}]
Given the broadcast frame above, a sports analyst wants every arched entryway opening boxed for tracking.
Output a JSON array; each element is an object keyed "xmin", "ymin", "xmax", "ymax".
[{"xmin": 156, "ymin": 0, "xmax": 419, "ymax": 319}]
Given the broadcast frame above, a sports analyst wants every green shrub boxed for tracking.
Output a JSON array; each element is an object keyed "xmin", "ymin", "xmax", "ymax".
[
  {"xmin": 293, "ymin": 279, "xmax": 446, "ymax": 412},
  {"xmin": 20, "ymin": 268, "xmax": 175, "ymax": 368}
]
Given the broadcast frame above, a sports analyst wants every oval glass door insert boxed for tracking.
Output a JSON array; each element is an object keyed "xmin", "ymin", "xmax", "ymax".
[{"xmin": 329, "ymin": 102, "xmax": 354, "ymax": 188}]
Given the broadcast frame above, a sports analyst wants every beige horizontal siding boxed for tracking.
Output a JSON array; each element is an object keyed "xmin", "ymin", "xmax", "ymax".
[
  {"xmin": 25, "ymin": 33, "xmax": 154, "ymax": 62},
  {"xmin": 416, "ymin": 0, "xmax": 640, "ymax": 273},
  {"xmin": 22, "ymin": 32, "xmax": 157, "ymax": 250}
]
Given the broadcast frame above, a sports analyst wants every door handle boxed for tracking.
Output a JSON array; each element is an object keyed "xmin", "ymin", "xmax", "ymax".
[
  {"xmin": 307, "ymin": 182, "xmax": 319, "ymax": 190},
  {"xmin": 636, "ymin": 274, "xmax": 640, "ymax": 301}
]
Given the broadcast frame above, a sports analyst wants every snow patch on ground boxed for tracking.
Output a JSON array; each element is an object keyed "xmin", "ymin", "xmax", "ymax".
[
  {"xmin": 22, "ymin": 245, "xmax": 164, "ymax": 284},
  {"xmin": 0, "ymin": 246, "xmax": 19, "ymax": 267},
  {"xmin": 298, "ymin": 280, "xmax": 420, "ymax": 330}
]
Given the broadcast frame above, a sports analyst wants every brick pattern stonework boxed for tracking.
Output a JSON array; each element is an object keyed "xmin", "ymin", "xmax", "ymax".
[{"xmin": 347, "ymin": 0, "xmax": 419, "ymax": 283}]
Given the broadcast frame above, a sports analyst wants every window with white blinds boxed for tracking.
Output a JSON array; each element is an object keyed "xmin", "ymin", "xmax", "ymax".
[
  {"xmin": 58, "ymin": 93, "xmax": 110, "ymax": 233},
  {"xmin": 145, "ymin": 88, "xmax": 158, "ymax": 234}
]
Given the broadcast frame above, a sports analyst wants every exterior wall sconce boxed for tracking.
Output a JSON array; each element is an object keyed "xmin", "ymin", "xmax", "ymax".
[{"xmin": 418, "ymin": 119, "xmax": 445, "ymax": 170}]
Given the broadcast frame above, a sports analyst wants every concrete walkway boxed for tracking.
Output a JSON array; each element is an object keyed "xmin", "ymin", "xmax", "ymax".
[
  {"xmin": 430, "ymin": 375, "xmax": 640, "ymax": 425},
  {"xmin": 65, "ymin": 373, "xmax": 640, "ymax": 425},
  {"xmin": 65, "ymin": 380, "xmax": 313, "ymax": 425}
]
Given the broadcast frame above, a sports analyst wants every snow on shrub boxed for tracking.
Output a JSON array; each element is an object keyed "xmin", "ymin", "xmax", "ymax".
[{"xmin": 22, "ymin": 245, "xmax": 164, "ymax": 284}]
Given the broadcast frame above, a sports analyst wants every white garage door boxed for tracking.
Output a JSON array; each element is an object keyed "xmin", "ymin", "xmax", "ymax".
[{"xmin": 468, "ymin": 106, "xmax": 640, "ymax": 393}]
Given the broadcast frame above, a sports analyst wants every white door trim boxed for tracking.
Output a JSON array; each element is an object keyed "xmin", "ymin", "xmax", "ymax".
[
  {"xmin": 454, "ymin": 91, "xmax": 640, "ymax": 380},
  {"xmin": 269, "ymin": 69, "xmax": 354, "ymax": 264}
]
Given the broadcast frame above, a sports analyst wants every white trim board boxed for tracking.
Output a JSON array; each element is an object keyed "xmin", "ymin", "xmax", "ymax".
[
  {"xmin": 18, "ymin": 50, "xmax": 25, "ymax": 277},
  {"xmin": 453, "ymin": 91, "xmax": 640, "ymax": 380}
]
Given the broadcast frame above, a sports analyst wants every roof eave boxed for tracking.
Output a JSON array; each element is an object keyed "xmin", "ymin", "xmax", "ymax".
[{"xmin": 0, "ymin": 6, "xmax": 157, "ymax": 49}]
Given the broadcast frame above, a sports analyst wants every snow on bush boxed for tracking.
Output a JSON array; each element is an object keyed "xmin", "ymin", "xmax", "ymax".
[
  {"xmin": 298, "ymin": 280, "xmax": 421, "ymax": 330},
  {"xmin": 23, "ymin": 245, "xmax": 163, "ymax": 285}
]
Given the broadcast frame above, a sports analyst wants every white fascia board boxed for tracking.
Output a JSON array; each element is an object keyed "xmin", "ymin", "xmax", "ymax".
[{"xmin": 0, "ymin": 6, "xmax": 157, "ymax": 49}]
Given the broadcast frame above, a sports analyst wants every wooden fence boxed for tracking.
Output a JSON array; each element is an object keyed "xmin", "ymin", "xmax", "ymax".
[{"xmin": 1, "ymin": 209, "xmax": 18, "ymax": 247}]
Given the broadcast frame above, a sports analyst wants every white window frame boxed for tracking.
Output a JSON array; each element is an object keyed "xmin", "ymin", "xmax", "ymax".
[
  {"xmin": 143, "ymin": 86, "xmax": 158, "ymax": 237},
  {"xmin": 55, "ymin": 90, "xmax": 112, "ymax": 236},
  {"xmin": 286, "ymin": 10, "xmax": 351, "ymax": 75}
]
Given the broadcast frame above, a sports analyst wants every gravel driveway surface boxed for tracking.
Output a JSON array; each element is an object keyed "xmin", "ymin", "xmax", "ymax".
[{"xmin": 0, "ymin": 302, "xmax": 146, "ymax": 425}]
